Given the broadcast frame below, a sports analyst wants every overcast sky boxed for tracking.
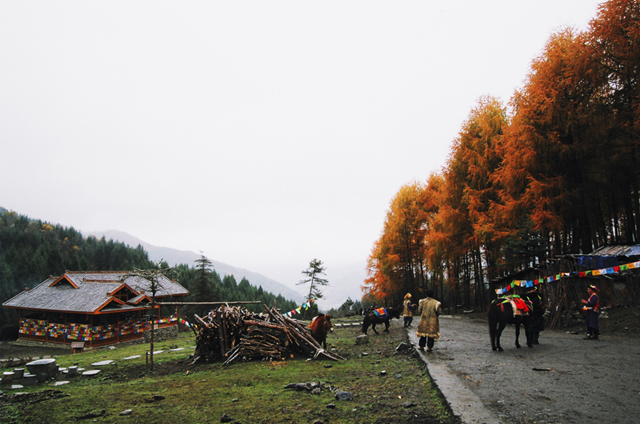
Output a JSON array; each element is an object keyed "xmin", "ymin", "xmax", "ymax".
[{"xmin": 1, "ymin": 1, "xmax": 604, "ymax": 295}]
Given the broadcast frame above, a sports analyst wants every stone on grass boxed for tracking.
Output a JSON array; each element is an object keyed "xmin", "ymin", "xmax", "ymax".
[
  {"xmin": 335, "ymin": 391, "xmax": 353, "ymax": 401},
  {"xmin": 355, "ymin": 335, "xmax": 369, "ymax": 345},
  {"xmin": 91, "ymin": 360, "xmax": 114, "ymax": 366},
  {"xmin": 220, "ymin": 413, "xmax": 235, "ymax": 422},
  {"xmin": 25, "ymin": 359, "xmax": 57, "ymax": 381},
  {"xmin": 396, "ymin": 342, "xmax": 410, "ymax": 351},
  {"xmin": 123, "ymin": 355, "xmax": 141, "ymax": 360}
]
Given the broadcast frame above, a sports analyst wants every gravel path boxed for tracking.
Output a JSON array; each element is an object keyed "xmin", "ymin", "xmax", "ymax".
[{"xmin": 411, "ymin": 315, "xmax": 640, "ymax": 424}]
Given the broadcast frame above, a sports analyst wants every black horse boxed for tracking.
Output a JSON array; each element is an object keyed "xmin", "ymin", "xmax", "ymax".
[
  {"xmin": 488, "ymin": 291, "xmax": 544, "ymax": 351},
  {"xmin": 362, "ymin": 306, "xmax": 402, "ymax": 335}
]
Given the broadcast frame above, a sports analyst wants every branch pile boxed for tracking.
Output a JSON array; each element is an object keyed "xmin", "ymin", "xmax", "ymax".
[{"xmin": 191, "ymin": 305, "xmax": 344, "ymax": 366}]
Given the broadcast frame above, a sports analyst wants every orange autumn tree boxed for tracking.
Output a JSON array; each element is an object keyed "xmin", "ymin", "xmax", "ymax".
[
  {"xmin": 586, "ymin": 0, "xmax": 640, "ymax": 244},
  {"xmin": 433, "ymin": 96, "xmax": 507, "ymax": 308},
  {"xmin": 363, "ymin": 182, "xmax": 432, "ymax": 306},
  {"xmin": 495, "ymin": 28, "xmax": 597, "ymax": 261}
]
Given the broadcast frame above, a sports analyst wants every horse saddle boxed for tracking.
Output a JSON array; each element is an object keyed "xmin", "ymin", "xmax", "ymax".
[
  {"xmin": 497, "ymin": 296, "xmax": 530, "ymax": 317},
  {"xmin": 373, "ymin": 307, "xmax": 388, "ymax": 318}
]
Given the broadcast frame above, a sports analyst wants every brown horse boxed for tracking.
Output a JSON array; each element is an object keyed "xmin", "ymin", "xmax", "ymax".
[
  {"xmin": 309, "ymin": 314, "xmax": 334, "ymax": 349},
  {"xmin": 361, "ymin": 306, "xmax": 402, "ymax": 335}
]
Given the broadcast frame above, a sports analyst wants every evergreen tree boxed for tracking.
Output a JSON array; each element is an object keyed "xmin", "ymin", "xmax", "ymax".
[
  {"xmin": 297, "ymin": 259, "xmax": 329, "ymax": 301},
  {"xmin": 191, "ymin": 253, "xmax": 220, "ymax": 303}
]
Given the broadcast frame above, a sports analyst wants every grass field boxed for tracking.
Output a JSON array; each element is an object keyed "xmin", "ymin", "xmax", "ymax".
[{"xmin": 1, "ymin": 318, "xmax": 458, "ymax": 424}]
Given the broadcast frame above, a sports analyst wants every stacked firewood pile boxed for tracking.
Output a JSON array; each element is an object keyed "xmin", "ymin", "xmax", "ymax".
[{"xmin": 191, "ymin": 305, "xmax": 344, "ymax": 366}]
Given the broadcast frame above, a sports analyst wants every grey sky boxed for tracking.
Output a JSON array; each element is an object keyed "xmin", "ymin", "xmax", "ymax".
[{"xmin": 1, "ymin": 1, "xmax": 603, "ymax": 300}]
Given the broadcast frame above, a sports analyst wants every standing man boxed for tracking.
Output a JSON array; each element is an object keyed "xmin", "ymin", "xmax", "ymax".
[
  {"xmin": 581, "ymin": 284, "xmax": 600, "ymax": 340},
  {"xmin": 416, "ymin": 289, "xmax": 441, "ymax": 352},
  {"xmin": 403, "ymin": 293, "xmax": 415, "ymax": 328}
]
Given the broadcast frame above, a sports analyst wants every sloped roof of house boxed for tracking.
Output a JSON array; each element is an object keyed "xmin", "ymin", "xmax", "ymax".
[
  {"xmin": 590, "ymin": 244, "xmax": 640, "ymax": 257},
  {"xmin": 2, "ymin": 271, "xmax": 188, "ymax": 314}
]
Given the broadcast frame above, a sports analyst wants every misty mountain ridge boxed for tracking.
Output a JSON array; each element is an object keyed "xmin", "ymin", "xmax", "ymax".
[
  {"xmin": 88, "ymin": 230, "xmax": 307, "ymax": 305},
  {"xmin": 88, "ymin": 230, "xmax": 366, "ymax": 311}
]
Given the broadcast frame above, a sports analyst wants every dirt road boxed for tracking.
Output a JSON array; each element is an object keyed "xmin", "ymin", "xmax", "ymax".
[{"xmin": 414, "ymin": 314, "xmax": 640, "ymax": 424}]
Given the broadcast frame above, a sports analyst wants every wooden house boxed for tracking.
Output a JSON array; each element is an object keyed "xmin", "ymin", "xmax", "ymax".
[{"xmin": 2, "ymin": 271, "xmax": 189, "ymax": 347}]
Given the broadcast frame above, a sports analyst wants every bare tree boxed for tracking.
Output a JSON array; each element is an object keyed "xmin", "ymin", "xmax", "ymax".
[{"xmin": 124, "ymin": 261, "xmax": 176, "ymax": 371}]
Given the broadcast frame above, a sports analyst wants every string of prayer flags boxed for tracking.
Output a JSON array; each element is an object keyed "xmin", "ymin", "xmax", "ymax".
[
  {"xmin": 285, "ymin": 298, "xmax": 314, "ymax": 317},
  {"xmin": 495, "ymin": 260, "xmax": 640, "ymax": 295}
]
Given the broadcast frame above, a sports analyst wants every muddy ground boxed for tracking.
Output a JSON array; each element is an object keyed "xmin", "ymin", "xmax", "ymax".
[
  {"xmin": 3, "ymin": 306, "xmax": 639, "ymax": 424},
  {"xmin": 423, "ymin": 306, "xmax": 640, "ymax": 424}
]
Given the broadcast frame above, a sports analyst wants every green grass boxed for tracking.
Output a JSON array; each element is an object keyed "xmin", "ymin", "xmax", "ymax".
[{"xmin": 1, "ymin": 320, "xmax": 457, "ymax": 423}]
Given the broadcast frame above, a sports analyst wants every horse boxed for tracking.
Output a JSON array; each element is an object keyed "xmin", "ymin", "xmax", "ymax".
[
  {"xmin": 361, "ymin": 306, "xmax": 402, "ymax": 335},
  {"xmin": 488, "ymin": 291, "xmax": 543, "ymax": 351},
  {"xmin": 309, "ymin": 314, "xmax": 334, "ymax": 349}
]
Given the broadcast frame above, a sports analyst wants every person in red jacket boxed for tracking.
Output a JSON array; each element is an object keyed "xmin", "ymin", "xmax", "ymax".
[{"xmin": 581, "ymin": 284, "xmax": 600, "ymax": 340}]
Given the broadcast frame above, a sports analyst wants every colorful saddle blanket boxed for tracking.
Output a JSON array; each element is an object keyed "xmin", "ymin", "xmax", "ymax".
[
  {"xmin": 496, "ymin": 296, "xmax": 530, "ymax": 317},
  {"xmin": 373, "ymin": 308, "xmax": 388, "ymax": 318}
]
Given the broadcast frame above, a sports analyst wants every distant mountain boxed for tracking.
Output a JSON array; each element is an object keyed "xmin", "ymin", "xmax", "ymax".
[
  {"xmin": 87, "ymin": 230, "xmax": 305, "ymax": 304},
  {"xmin": 321, "ymin": 262, "xmax": 366, "ymax": 311}
]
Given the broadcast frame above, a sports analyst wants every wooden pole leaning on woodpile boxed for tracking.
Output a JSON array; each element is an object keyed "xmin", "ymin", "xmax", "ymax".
[{"xmin": 191, "ymin": 304, "xmax": 344, "ymax": 366}]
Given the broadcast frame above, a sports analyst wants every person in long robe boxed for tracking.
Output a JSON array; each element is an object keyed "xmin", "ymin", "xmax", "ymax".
[
  {"xmin": 581, "ymin": 284, "xmax": 600, "ymax": 340},
  {"xmin": 403, "ymin": 293, "xmax": 415, "ymax": 328},
  {"xmin": 415, "ymin": 289, "xmax": 441, "ymax": 352}
]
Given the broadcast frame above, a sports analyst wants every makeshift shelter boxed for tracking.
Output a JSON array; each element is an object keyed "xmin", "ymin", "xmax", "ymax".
[
  {"xmin": 491, "ymin": 245, "xmax": 640, "ymax": 329},
  {"xmin": 2, "ymin": 271, "xmax": 189, "ymax": 346}
]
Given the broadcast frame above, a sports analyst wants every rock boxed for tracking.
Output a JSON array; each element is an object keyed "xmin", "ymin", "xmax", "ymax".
[
  {"xmin": 335, "ymin": 391, "xmax": 353, "ymax": 401},
  {"xmin": 326, "ymin": 403, "xmax": 336, "ymax": 409},
  {"xmin": 355, "ymin": 335, "xmax": 369, "ymax": 345},
  {"xmin": 22, "ymin": 374, "xmax": 37, "ymax": 386},
  {"xmin": 395, "ymin": 374, "xmax": 403, "ymax": 379},
  {"xmin": 91, "ymin": 360, "xmax": 114, "ymax": 366},
  {"xmin": 403, "ymin": 401, "xmax": 416, "ymax": 408},
  {"xmin": 324, "ymin": 364, "xmax": 332, "ymax": 368},
  {"xmin": 53, "ymin": 381, "xmax": 70, "ymax": 386},
  {"xmin": 312, "ymin": 387, "xmax": 321, "ymax": 395},
  {"xmin": 232, "ymin": 398, "xmax": 239, "ymax": 402},
  {"xmin": 80, "ymin": 409, "xmax": 106, "ymax": 419},
  {"xmin": 220, "ymin": 413, "xmax": 234, "ymax": 422},
  {"xmin": 25, "ymin": 359, "xmax": 57, "ymax": 381},
  {"xmin": 2, "ymin": 372, "xmax": 14, "ymax": 383},
  {"xmin": 361, "ymin": 352, "xmax": 368, "ymax": 356},
  {"xmin": 380, "ymin": 370, "xmax": 387, "ymax": 376},
  {"xmin": 123, "ymin": 355, "xmax": 141, "ymax": 360},
  {"xmin": 153, "ymin": 395, "xmax": 165, "ymax": 401},
  {"xmin": 313, "ymin": 420, "xmax": 324, "ymax": 424},
  {"xmin": 82, "ymin": 370, "xmax": 101, "ymax": 377},
  {"xmin": 396, "ymin": 342, "xmax": 410, "ymax": 352},
  {"xmin": 120, "ymin": 409, "xmax": 133, "ymax": 416}
]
